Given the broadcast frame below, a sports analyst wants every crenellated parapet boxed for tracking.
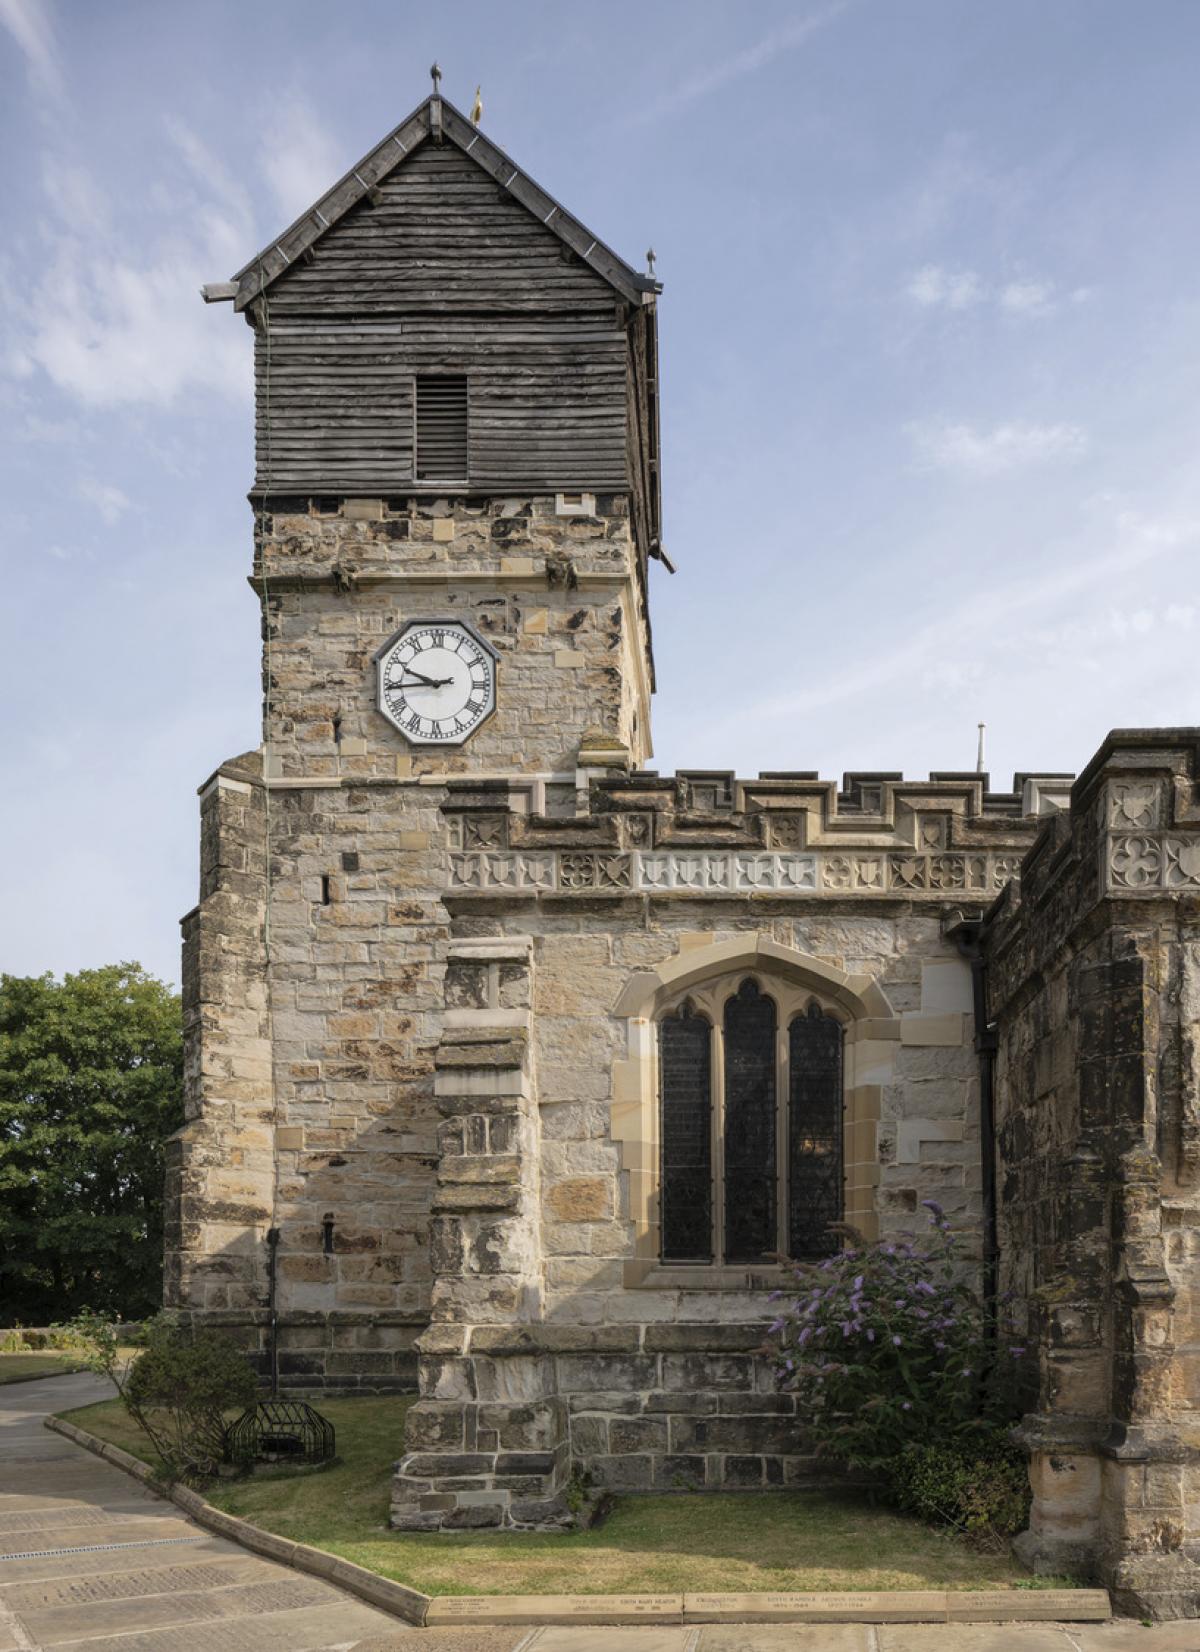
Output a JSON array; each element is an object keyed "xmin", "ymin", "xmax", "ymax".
[{"xmin": 442, "ymin": 766, "xmax": 1073, "ymax": 902}]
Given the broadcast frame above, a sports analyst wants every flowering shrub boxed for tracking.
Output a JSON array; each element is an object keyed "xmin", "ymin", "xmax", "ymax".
[{"xmin": 767, "ymin": 1203, "xmax": 1025, "ymax": 1474}]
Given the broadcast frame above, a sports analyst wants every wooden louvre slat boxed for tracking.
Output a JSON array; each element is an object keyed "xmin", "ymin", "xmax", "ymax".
[{"xmin": 415, "ymin": 375, "xmax": 468, "ymax": 479}]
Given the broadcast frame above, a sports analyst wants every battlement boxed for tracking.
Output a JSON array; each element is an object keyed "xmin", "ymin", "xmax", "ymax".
[{"xmin": 438, "ymin": 767, "xmax": 1075, "ymax": 902}]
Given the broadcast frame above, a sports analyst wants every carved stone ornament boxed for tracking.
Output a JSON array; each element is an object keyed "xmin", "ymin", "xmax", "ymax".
[
  {"xmin": 1109, "ymin": 835, "xmax": 1163, "ymax": 889},
  {"xmin": 1106, "ymin": 780, "xmax": 1163, "ymax": 831},
  {"xmin": 446, "ymin": 849, "xmax": 1030, "ymax": 898}
]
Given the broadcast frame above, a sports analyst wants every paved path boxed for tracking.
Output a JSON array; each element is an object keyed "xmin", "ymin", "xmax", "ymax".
[{"xmin": 0, "ymin": 1373, "xmax": 402, "ymax": 1650}]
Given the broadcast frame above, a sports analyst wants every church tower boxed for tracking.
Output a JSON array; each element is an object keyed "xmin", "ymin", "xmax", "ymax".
[{"xmin": 165, "ymin": 87, "xmax": 663, "ymax": 1393}]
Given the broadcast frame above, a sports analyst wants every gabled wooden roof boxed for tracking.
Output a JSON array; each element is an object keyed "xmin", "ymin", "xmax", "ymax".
[{"xmin": 212, "ymin": 94, "xmax": 661, "ymax": 313}]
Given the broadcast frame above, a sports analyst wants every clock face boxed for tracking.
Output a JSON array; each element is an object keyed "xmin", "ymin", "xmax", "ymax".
[{"xmin": 376, "ymin": 619, "xmax": 497, "ymax": 746}]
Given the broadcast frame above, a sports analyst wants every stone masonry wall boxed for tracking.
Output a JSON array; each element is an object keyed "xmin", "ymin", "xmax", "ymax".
[
  {"xmin": 255, "ymin": 494, "xmax": 653, "ymax": 781},
  {"xmin": 986, "ymin": 731, "xmax": 1200, "ymax": 1619},
  {"xmin": 390, "ymin": 768, "xmax": 1053, "ymax": 1526},
  {"xmin": 171, "ymin": 495, "xmax": 655, "ymax": 1388}
]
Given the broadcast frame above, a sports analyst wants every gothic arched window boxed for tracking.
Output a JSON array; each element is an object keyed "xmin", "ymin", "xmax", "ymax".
[{"xmin": 658, "ymin": 976, "xmax": 844, "ymax": 1264}]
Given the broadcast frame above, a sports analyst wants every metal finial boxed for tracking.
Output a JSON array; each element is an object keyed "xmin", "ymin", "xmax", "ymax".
[
  {"xmin": 471, "ymin": 84, "xmax": 483, "ymax": 125},
  {"xmin": 430, "ymin": 62, "xmax": 442, "ymax": 93},
  {"xmin": 645, "ymin": 247, "xmax": 656, "ymax": 276},
  {"xmin": 976, "ymin": 722, "xmax": 986, "ymax": 775}
]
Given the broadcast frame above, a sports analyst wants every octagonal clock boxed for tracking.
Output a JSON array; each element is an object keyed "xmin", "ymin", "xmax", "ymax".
[{"xmin": 374, "ymin": 618, "xmax": 498, "ymax": 746}]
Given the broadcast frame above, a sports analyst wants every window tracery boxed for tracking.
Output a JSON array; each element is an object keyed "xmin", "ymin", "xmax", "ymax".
[{"xmin": 657, "ymin": 974, "xmax": 844, "ymax": 1264}]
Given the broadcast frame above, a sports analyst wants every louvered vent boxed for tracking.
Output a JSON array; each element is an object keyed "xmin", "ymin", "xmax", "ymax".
[{"xmin": 415, "ymin": 375, "xmax": 468, "ymax": 480}]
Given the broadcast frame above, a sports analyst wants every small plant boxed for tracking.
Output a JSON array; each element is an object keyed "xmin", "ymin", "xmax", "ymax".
[
  {"xmin": 887, "ymin": 1436, "xmax": 1030, "ymax": 1547},
  {"xmin": 60, "ymin": 1308, "xmax": 255, "ymax": 1481},
  {"xmin": 0, "ymin": 1326, "xmax": 25, "ymax": 1353},
  {"xmin": 122, "ymin": 1315, "xmax": 257, "ymax": 1480},
  {"xmin": 57, "ymin": 1308, "xmax": 129, "ymax": 1395},
  {"xmin": 564, "ymin": 1465, "xmax": 594, "ymax": 1516}
]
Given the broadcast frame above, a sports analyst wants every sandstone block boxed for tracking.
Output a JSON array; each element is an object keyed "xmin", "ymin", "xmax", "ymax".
[{"xmin": 546, "ymin": 1176, "xmax": 612, "ymax": 1221}]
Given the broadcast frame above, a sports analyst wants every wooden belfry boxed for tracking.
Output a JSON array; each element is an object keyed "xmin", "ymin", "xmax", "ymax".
[{"xmin": 202, "ymin": 77, "xmax": 664, "ymax": 563}]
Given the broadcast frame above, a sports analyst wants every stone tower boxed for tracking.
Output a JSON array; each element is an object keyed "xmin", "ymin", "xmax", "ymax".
[{"xmin": 164, "ymin": 88, "xmax": 664, "ymax": 1387}]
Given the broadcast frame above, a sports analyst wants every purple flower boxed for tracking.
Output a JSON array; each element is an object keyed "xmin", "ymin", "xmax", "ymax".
[
  {"xmin": 768, "ymin": 1318, "xmax": 785, "ymax": 1335},
  {"xmin": 901, "ymin": 1401, "xmax": 912, "ymax": 1410},
  {"xmin": 915, "ymin": 1280, "xmax": 936, "ymax": 1296},
  {"xmin": 798, "ymin": 1326, "xmax": 812, "ymax": 1346},
  {"xmin": 892, "ymin": 1335, "xmax": 903, "ymax": 1347},
  {"xmin": 1009, "ymin": 1346, "xmax": 1026, "ymax": 1357},
  {"xmin": 866, "ymin": 1328, "xmax": 875, "ymax": 1342},
  {"xmin": 853, "ymin": 1276, "xmax": 864, "ymax": 1291},
  {"xmin": 768, "ymin": 1289, "xmax": 783, "ymax": 1302}
]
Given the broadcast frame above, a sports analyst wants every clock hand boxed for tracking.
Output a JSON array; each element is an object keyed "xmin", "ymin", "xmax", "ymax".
[
  {"xmin": 396, "ymin": 667, "xmax": 443, "ymax": 687},
  {"xmin": 393, "ymin": 671, "xmax": 455, "ymax": 689}
]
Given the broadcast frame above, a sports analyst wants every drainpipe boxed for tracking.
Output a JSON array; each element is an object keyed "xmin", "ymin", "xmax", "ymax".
[
  {"xmin": 949, "ymin": 917, "xmax": 998, "ymax": 1313},
  {"xmin": 265, "ymin": 1226, "xmax": 280, "ymax": 1397}
]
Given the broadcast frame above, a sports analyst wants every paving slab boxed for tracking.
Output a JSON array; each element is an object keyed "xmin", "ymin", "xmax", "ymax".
[
  {"xmin": 878, "ymin": 1628, "xmax": 1073, "ymax": 1652},
  {"xmin": 0, "ymin": 1552, "xmax": 269, "ymax": 1611},
  {"xmin": 0, "ymin": 1373, "xmax": 405, "ymax": 1648},
  {"xmin": 49, "ymin": 1598, "xmax": 403, "ymax": 1650},
  {"xmin": 25, "ymin": 1572, "xmax": 339, "ymax": 1643},
  {"xmin": 1075, "ymin": 1626, "xmax": 1200, "ymax": 1651},
  {"xmin": 696, "ymin": 1629, "xmax": 877, "ymax": 1651},
  {"xmin": 351, "ymin": 1633, "xmax": 526, "ymax": 1652},
  {"xmin": 532, "ymin": 1632, "xmax": 692, "ymax": 1652},
  {"xmin": 0, "ymin": 1533, "xmax": 224, "ymax": 1585}
]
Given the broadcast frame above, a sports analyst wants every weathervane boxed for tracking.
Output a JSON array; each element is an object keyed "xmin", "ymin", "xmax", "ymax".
[{"xmin": 645, "ymin": 247, "xmax": 657, "ymax": 277}]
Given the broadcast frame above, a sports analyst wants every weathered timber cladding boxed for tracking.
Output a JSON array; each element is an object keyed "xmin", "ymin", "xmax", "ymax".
[{"xmin": 254, "ymin": 142, "xmax": 633, "ymax": 496}]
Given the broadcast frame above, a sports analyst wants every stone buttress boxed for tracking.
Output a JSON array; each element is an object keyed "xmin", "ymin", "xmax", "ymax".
[{"xmin": 986, "ymin": 730, "xmax": 1200, "ymax": 1619}]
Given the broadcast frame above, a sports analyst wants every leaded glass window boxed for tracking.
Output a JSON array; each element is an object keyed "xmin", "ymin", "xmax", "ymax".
[
  {"xmin": 788, "ymin": 1001, "xmax": 843, "ymax": 1258},
  {"xmin": 656, "ymin": 976, "xmax": 845, "ymax": 1265},
  {"xmin": 723, "ymin": 979, "xmax": 777, "ymax": 1262},
  {"xmin": 659, "ymin": 1002, "xmax": 712, "ymax": 1262}
]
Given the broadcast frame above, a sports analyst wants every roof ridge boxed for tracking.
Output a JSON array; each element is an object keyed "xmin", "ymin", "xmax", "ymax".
[{"xmin": 222, "ymin": 93, "xmax": 660, "ymax": 312}]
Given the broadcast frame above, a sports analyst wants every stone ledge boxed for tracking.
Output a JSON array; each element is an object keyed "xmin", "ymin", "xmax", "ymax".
[{"xmin": 422, "ymin": 1588, "xmax": 1112, "ymax": 1626}]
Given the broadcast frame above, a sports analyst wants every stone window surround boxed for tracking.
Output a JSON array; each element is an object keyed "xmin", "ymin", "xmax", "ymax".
[
  {"xmin": 657, "ymin": 974, "xmax": 845, "ymax": 1267},
  {"xmin": 611, "ymin": 936, "xmax": 900, "ymax": 1286}
]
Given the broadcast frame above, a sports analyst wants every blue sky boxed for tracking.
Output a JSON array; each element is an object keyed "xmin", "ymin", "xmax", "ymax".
[{"xmin": 3, "ymin": 0, "xmax": 1199, "ymax": 986}]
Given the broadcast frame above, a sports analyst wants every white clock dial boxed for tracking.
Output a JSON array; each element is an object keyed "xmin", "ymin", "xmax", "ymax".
[{"xmin": 375, "ymin": 619, "xmax": 497, "ymax": 746}]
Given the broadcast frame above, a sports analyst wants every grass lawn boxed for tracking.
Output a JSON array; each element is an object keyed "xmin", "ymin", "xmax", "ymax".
[
  {"xmin": 61, "ymin": 1394, "xmax": 1032, "ymax": 1598},
  {"xmin": 0, "ymin": 1351, "xmax": 86, "ymax": 1383}
]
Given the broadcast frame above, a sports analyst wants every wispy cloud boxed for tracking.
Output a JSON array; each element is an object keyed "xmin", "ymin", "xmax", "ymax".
[
  {"xmin": 906, "ymin": 264, "xmax": 983, "ymax": 310},
  {"xmin": 0, "ymin": 124, "xmax": 254, "ymax": 408},
  {"xmin": 998, "ymin": 278, "xmax": 1055, "ymax": 316},
  {"xmin": 0, "ymin": 0, "xmax": 63, "ymax": 99},
  {"xmin": 627, "ymin": 4, "xmax": 847, "ymax": 126},
  {"xmin": 709, "ymin": 505, "xmax": 1200, "ymax": 734},
  {"xmin": 259, "ymin": 95, "xmax": 344, "ymax": 224},
  {"xmin": 906, "ymin": 265, "xmax": 1094, "ymax": 320},
  {"xmin": 907, "ymin": 418, "xmax": 1088, "ymax": 477},
  {"xmin": 78, "ymin": 479, "xmax": 132, "ymax": 525}
]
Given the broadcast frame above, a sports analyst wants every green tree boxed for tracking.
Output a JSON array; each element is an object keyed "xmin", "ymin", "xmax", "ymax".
[{"xmin": 0, "ymin": 965, "xmax": 183, "ymax": 1324}]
